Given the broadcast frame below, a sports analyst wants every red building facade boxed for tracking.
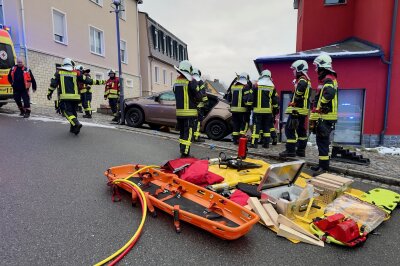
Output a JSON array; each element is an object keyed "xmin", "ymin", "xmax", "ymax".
[{"xmin": 255, "ymin": 0, "xmax": 399, "ymax": 147}]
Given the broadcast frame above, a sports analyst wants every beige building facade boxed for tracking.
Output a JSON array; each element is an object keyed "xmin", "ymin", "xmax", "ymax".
[
  {"xmin": 139, "ymin": 12, "xmax": 188, "ymax": 96},
  {"xmin": 2, "ymin": 0, "xmax": 142, "ymax": 109}
]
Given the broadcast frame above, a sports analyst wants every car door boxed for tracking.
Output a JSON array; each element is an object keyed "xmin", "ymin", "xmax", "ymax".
[{"xmin": 147, "ymin": 91, "xmax": 176, "ymax": 126}]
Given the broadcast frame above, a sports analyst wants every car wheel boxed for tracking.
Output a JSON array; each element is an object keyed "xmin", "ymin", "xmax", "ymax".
[
  {"xmin": 125, "ymin": 107, "xmax": 144, "ymax": 127},
  {"xmin": 148, "ymin": 123, "xmax": 161, "ymax": 130},
  {"xmin": 205, "ymin": 119, "xmax": 228, "ymax": 140}
]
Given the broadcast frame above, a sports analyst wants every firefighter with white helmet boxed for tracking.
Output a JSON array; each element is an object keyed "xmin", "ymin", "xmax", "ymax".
[
  {"xmin": 309, "ymin": 54, "xmax": 339, "ymax": 175},
  {"xmin": 47, "ymin": 58, "xmax": 106, "ymax": 134},
  {"xmin": 225, "ymin": 72, "xmax": 253, "ymax": 144},
  {"xmin": 279, "ymin": 59, "xmax": 312, "ymax": 158},
  {"xmin": 104, "ymin": 69, "xmax": 120, "ymax": 122},
  {"xmin": 173, "ymin": 60, "xmax": 202, "ymax": 157},
  {"xmin": 192, "ymin": 67, "xmax": 208, "ymax": 142},
  {"xmin": 250, "ymin": 69, "xmax": 278, "ymax": 148}
]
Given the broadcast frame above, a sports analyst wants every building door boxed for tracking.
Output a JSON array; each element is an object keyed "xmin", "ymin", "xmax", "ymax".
[
  {"xmin": 279, "ymin": 91, "xmax": 293, "ymax": 142},
  {"xmin": 333, "ymin": 89, "xmax": 365, "ymax": 145}
]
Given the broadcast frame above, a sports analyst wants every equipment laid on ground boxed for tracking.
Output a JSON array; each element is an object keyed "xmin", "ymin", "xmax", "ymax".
[
  {"xmin": 257, "ymin": 161, "xmax": 317, "ymax": 218},
  {"xmin": 359, "ymin": 188, "xmax": 400, "ymax": 213},
  {"xmin": 311, "ymin": 173, "xmax": 354, "ymax": 204},
  {"xmin": 105, "ymin": 164, "xmax": 259, "ymax": 240},
  {"xmin": 238, "ymin": 137, "xmax": 248, "ymax": 158},
  {"xmin": 331, "ymin": 146, "xmax": 370, "ymax": 165}
]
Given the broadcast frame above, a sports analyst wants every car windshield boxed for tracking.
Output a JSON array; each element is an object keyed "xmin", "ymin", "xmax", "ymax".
[{"xmin": 0, "ymin": 43, "xmax": 15, "ymax": 70}]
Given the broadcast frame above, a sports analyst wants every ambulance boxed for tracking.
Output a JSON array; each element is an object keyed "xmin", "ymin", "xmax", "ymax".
[{"xmin": 0, "ymin": 26, "xmax": 16, "ymax": 107}]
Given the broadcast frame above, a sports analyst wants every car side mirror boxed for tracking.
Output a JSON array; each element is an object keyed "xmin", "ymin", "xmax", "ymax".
[{"xmin": 154, "ymin": 96, "xmax": 160, "ymax": 102}]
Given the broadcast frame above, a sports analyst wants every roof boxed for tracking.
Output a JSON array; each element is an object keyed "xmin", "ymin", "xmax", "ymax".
[
  {"xmin": 254, "ymin": 38, "xmax": 384, "ymax": 65},
  {"xmin": 205, "ymin": 79, "xmax": 226, "ymax": 94}
]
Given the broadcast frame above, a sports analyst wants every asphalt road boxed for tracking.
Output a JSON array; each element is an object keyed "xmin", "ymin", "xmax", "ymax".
[{"xmin": 1, "ymin": 114, "xmax": 399, "ymax": 266}]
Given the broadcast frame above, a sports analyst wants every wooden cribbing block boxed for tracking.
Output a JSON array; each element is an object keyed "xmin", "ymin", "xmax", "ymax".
[
  {"xmin": 310, "ymin": 179, "xmax": 341, "ymax": 191},
  {"xmin": 277, "ymin": 224, "xmax": 324, "ymax": 247},
  {"xmin": 247, "ymin": 197, "xmax": 274, "ymax": 227},
  {"xmin": 277, "ymin": 214, "xmax": 320, "ymax": 241},
  {"xmin": 317, "ymin": 173, "xmax": 353, "ymax": 186},
  {"xmin": 262, "ymin": 203, "xmax": 279, "ymax": 228},
  {"xmin": 314, "ymin": 176, "xmax": 344, "ymax": 186}
]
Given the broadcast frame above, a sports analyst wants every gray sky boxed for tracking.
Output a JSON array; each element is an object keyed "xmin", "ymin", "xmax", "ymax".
[{"xmin": 139, "ymin": 0, "xmax": 298, "ymax": 87}]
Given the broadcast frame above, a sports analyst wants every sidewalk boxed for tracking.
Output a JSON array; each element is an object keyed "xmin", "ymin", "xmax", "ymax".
[{"xmin": 2, "ymin": 103, "xmax": 399, "ymax": 185}]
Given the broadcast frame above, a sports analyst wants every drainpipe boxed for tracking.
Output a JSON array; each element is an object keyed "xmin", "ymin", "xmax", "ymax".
[
  {"xmin": 379, "ymin": 0, "xmax": 398, "ymax": 146},
  {"xmin": 136, "ymin": 1, "xmax": 142, "ymax": 96},
  {"xmin": 20, "ymin": 0, "xmax": 28, "ymax": 66}
]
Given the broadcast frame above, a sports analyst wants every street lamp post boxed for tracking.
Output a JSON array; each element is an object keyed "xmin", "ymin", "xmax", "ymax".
[{"xmin": 111, "ymin": 0, "xmax": 125, "ymax": 125}]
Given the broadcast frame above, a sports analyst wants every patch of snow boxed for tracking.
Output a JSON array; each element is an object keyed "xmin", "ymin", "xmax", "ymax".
[{"xmin": 365, "ymin": 146, "xmax": 400, "ymax": 155}]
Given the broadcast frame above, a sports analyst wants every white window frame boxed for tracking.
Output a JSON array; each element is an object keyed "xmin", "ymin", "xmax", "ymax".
[
  {"xmin": 51, "ymin": 7, "xmax": 68, "ymax": 45},
  {"xmin": 95, "ymin": 72, "xmax": 104, "ymax": 81},
  {"xmin": 163, "ymin": 69, "xmax": 167, "ymax": 85},
  {"xmin": 170, "ymin": 40, "xmax": 173, "ymax": 58},
  {"xmin": 170, "ymin": 72, "xmax": 173, "ymax": 86},
  {"xmin": 89, "ymin": 25, "xmax": 105, "ymax": 57},
  {"xmin": 90, "ymin": 0, "xmax": 103, "ymax": 7},
  {"xmin": 120, "ymin": 39, "xmax": 128, "ymax": 64},
  {"xmin": 154, "ymin": 29, "xmax": 159, "ymax": 50},
  {"xmin": 154, "ymin": 66, "xmax": 159, "ymax": 84},
  {"xmin": 126, "ymin": 78, "xmax": 133, "ymax": 87},
  {"xmin": 324, "ymin": 0, "xmax": 347, "ymax": 5},
  {"xmin": 0, "ymin": 0, "xmax": 6, "ymax": 25},
  {"xmin": 119, "ymin": 0, "xmax": 126, "ymax": 20}
]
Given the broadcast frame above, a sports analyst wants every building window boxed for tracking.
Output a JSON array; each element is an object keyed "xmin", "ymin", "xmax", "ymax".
[
  {"xmin": 158, "ymin": 30, "xmax": 164, "ymax": 52},
  {"xmin": 170, "ymin": 40, "xmax": 174, "ymax": 58},
  {"xmin": 95, "ymin": 72, "xmax": 104, "ymax": 81},
  {"xmin": 0, "ymin": 0, "xmax": 4, "ymax": 25},
  {"xmin": 163, "ymin": 36, "xmax": 166, "ymax": 54},
  {"xmin": 163, "ymin": 69, "xmax": 167, "ymax": 85},
  {"xmin": 120, "ymin": 40, "xmax": 127, "ymax": 64},
  {"xmin": 155, "ymin": 66, "xmax": 159, "ymax": 83},
  {"xmin": 90, "ymin": 0, "xmax": 103, "ymax": 6},
  {"xmin": 89, "ymin": 26, "xmax": 104, "ymax": 56},
  {"xmin": 170, "ymin": 72, "xmax": 173, "ymax": 86},
  {"xmin": 154, "ymin": 29, "xmax": 159, "ymax": 50},
  {"xmin": 324, "ymin": 0, "xmax": 346, "ymax": 5},
  {"xmin": 52, "ymin": 8, "xmax": 67, "ymax": 44},
  {"xmin": 333, "ymin": 89, "xmax": 365, "ymax": 145},
  {"xmin": 119, "ymin": 0, "xmax": 126, "ymax": 20},
  {"xmin": 126, "ymin": 79, "xmax": 133, "ymax": 87}
]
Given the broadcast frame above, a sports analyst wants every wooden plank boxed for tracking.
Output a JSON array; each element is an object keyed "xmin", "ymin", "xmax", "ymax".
[
  {"xmin": 317, "ymin": 173, "xmax": 353, "ymax": 185},
  {"xmin": 277, "ymin": 224, "xmax": 324, "ymax": 247},
  {"xmin": 262, "ymin": 203, "xmax": 279, "ymax": 228},
  {"xmin": 247, "ymin": 197, "xmax": 274, "ymax": 227},
  {"xmin": 310, "ymin": 179, "xmax": 341, "ymax": 190},
  {"xmin": 277, "ymin": 214, "xmax": 320, "ymax": 241},
  {"xmin": 314, "ymin": 176, "xmax": 344, "ymax": 186}
]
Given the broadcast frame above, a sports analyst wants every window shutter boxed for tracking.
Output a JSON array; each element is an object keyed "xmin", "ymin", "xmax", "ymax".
[{"xmin": 53, "ymin": 12, "xmax": 64, "ymax": 37}]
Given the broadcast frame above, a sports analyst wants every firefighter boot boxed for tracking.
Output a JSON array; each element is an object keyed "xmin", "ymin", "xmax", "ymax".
[
  {"xmin": 262, "ymin": 137, "xmax": 270, "ymax": 148},
  {"xmin": 194, "ymin": 137, "xmax": 205, "ymax": 143},
  {"xmin": 23, "ymin": 109, "xmax": 31, "ymax": 118},
  {"xmin": 311, "ymin": 160, "xmax": 329, "ymax": 176},
  {"xmin": 296, "ymin": 149, "xmax": 306, "ymax": 157},
  {"xmin": 232, "ymin": 135, "xmax": 239, "ymax": 145},
  {"xmin": 83, "ymin": 111, "xmax": 92, "ymax": 119},
  {"xmin": 271, "ymin": 136, "xmax": 278, "ymax": 145},
  {"xmin": 19, "ymin": 107, "xmax": 25, "ymax": 116},
  {"xmin": 279, "ymin": 143, "xmax": 296, "ymax": 157},
  {"xmin": 72, "ymin": 121, "xmax": 83, "ymax": 135}
]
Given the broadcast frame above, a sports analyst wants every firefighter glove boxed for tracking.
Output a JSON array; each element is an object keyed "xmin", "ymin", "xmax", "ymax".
[
  {"xmin": 288, "ymin": 102, "xmax": 296, "ymax": 107},
  {"xmin": 47, "ymin": 91, "xmax": 53, "ymax": 101},
  {"xmin": 320, "ymin": 104, "xmax": 330, "ymax": 114}
]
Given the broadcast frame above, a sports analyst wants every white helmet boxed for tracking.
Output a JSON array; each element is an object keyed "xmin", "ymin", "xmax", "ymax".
[
  {"xmin": 291, "ymin": 60, "xmax": 308, "ymax": 73},
  {"xmin": 237, "ymin": 72, "xmax": 249, "ymax": 85},
  {"xmin": 75, "ymin": 65, "xmax": 84, "ymax": 72},
  {"xmin": 108, "ymin": 69, "xmax": 116, "ymax": 76},
  {"xmin": 192, "ymin": 68, "xmax": 201, "ymax": 82},
  {"xmin": 260, "ymin": 69, "xmax": 272, "ymax": 79},
  {"xmin": 60, "ymin": 58, "xmax": 75, "ymax": 71},
  {"xmin": 174, "ymin": 60, "xmax": 193, "ymax": 81},
  {"xmin": 313, "ymin": 54, "xmax": 333, "ymax": 71}
]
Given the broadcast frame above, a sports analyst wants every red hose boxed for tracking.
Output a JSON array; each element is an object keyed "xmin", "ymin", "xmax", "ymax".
[{"xmin": 109, "ymin": 185, "xmax": 146, "ymax": 266}]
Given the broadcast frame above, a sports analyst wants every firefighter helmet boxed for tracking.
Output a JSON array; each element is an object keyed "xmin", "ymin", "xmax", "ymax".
[
  {"xmin": 237, "ymin": 72, "xmax": 249, "ymax": 85},
  {"xmin": 192, "ymin": 68, "xmax": 201, "ymax": 82},
  {"xmin": 291, "ymin": 60, "xmax": 308, "ymax": 73},
  {"xmin": 174, "ymin": 60, "xmax": 193, "ymax": 81},
  {"xmin": 60, "ymin": 58, "xmax": 75, "ymax": 71},
  {"xmin": 108, "ymin": 69, "xmax": 116, "ymax": 76},
  {"xmin": 260, "ymin": 69, "xmax": 272, "ymax": 79},
  {"xmin": 75, "ymin": 65, "xmax": 84, "ymax": 72},
  {"xmin": 313, "ymin": 54, "xmax": 333, "ymax": 71}
]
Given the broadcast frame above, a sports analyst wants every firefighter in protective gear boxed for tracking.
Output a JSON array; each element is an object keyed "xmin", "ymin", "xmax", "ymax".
[
  {"xmin": 173, "ymin": 60, "xmax": 201, "ymax": 157},
  {"xmin": 279, "ymin": 60, "xmax": 312, "ymax": 158},
  {"xmin": 192, "ymin": 68, "xmax": 208, "ymax": 143},
  {"xmin": 104, "ymin": 69, "xmax": 120, "ymax": 122},
  {"xmin": 47, "ymin": 58, "xmax": 105, "ymax": 135},
  {"xmin": 310, "ymin": 54, "xmax": 338, "ymax": 175},
  {"xmin": 8, "ymin": 57, "xmax": 37, "ymax": 118},
  {"xmin": 250, "ymin": 69, "xmax": 278, "ymax": 148},
  {"xmin": 78, "ymin": 66, "xmax": 93, "ymax": 119},
  {"xmin": 226, "ymin": 72, "xmax": 253, "ymax": 144}
]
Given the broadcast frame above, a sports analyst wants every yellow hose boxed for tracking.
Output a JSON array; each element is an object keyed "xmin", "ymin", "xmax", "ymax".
[
  {"xmin": 124, "ymin": 165, "xmax": 160, "ymax": 180},
  {"xmin": 94, "ymin": 179, "xmax": 148, "ymax": 266}
]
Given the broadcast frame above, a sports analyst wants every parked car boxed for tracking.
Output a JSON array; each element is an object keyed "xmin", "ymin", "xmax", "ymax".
[{"xmin": 124, "ymin": 91, "xmax": 232, "ymax": 140}]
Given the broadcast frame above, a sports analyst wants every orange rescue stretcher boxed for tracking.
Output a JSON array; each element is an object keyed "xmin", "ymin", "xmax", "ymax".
[{"xmin": 105, "ymin": 164, "xmax": 260, "ymax": 240}]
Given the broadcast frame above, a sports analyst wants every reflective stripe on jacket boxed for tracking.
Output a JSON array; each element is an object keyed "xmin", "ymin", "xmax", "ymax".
[
  {"xmin": 285, "ymin": 76, "xmax": 311, "ymax": 115},
  {"xmin": 174, "ymin": 78, "xmax": 198, "ymax": 117},
  {"xmin": 310, "ymin": 75, "xmax": 338, "ymax": 121},
  {"xmin": 252, "ymin": 84, "xmax": 278, "ymax": 114},
  {"xmin": 10, "ymin": 66, "xmax": 32, "ymax": 89},
  {"xmin": 104, "ymin": 77, "xmax": 120, "ymax": 99}
]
